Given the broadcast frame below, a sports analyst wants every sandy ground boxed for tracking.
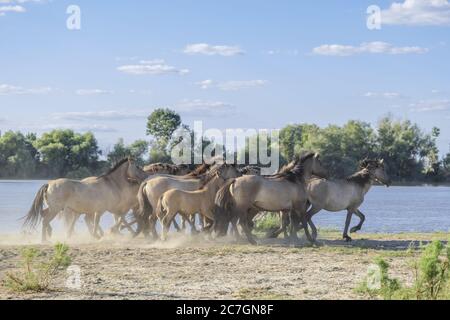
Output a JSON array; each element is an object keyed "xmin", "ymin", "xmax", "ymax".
[{"xmin": 0, "ymin": 230, "xmax": 448, "ymax": 300}]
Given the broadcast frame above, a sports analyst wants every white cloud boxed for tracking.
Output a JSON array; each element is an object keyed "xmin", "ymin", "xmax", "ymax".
[
  {"xmin": 0, "ymin": 5, "xmax": 25, "ymax": 14},
  {"xmin": 183, "ymin": 43, "xmax": 244, "ymax": 56},
  {"xmin": 410, "ymin": 99, "xmax": 450, "ymax": 112},
  {"xmin": 52, "ymin": 110, "xmax": 148, "ymax": 121},
  {"xmin": 196, "ymin": 80, "xmax": 215, "ymax": 90},
  {"xmin": 175, "ymin": 99, "xmax": 237, "ymax": 117},
  {"xmin": 0, "ymin": 84, "xmax": 52, "ymax": 95},
  {"xmin": 312, "ymin": 41, "xmax": 428, "ymax": 56},
  {"xmin": 381, "ymin": 0, "xmax": 450, "ymax": 26},
  {"xmin": 117, "ymin": 59, "xmax": 189, "ymax": 75},
  {"xmin": 41, "ymin": 124, "xmax": 118, "ymax": 133},
  {"xmin": 196, "ymin": 80, "xmax": 268, "ymax": 91},
  {"xmin": 364, "ymin": 92, "xmax": 403, "ymax": 98},
  {"xmin": 75, "ymin": 89, "xmax": 114, "ymax": 96},
  {"xmin": 0, "ymin": 0, "xmax": 47, "ymax": 17}
]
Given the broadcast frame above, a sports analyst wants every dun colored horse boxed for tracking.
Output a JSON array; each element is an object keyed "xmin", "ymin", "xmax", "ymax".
[
  {"xmin": 306, "ymin": 158, "xmax": 391, "ymax": 241},
  {"xmin": 23, "ymin": 158, "xmax": 147, "ymax": 242},
  {"xmin": 156, "ymin": 164, "xmax": 241, "ymax": 240},
  {"xmin": 213, "ymin": 153, "xmax": 328, "ymax": 245}
]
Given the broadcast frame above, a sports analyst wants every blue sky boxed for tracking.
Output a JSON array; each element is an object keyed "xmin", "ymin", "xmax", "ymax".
[{"xmin": 1, "ymin": 0, "xmax": 450, "ymax": 155}]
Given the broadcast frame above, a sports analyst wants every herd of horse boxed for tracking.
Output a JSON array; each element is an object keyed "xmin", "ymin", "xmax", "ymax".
[{"xmin": 23, "ymin": 152, "xmax": 392, "ymax": 244}]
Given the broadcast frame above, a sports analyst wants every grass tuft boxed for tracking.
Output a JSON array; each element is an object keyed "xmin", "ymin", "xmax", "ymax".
[{"xmin": 2, "ymin": 243, "xmax": 72, "ymax": 293}]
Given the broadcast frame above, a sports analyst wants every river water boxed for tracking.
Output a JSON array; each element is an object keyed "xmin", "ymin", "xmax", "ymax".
[{"xmin": 0, "ymin": 180, "xmax": 449, "ymax": 234}]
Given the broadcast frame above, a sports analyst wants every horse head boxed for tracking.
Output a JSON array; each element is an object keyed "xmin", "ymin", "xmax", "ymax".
[
  {"xmin": 360, "ymin": 158, "xmax": 391, "ymax": 187},
  {"xmin": 125, "ymin": 158, "xmax": 148, "ymax": 183}
]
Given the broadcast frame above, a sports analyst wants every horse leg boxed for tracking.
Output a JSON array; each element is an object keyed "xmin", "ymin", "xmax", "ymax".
[
  {"xmin": 40, "ymin": 208, "xmax": 50, "ymax": 243},
  {"xmin": 231, "ymin": 216, "xmax": 241, "ymax": 241},
  {"xmin": 240, "ymin": 211, "xmax": 257, "ymax": 245},
  {"xmin": 281, "ymin": 211, "xmax": 290, "ymax": 239},
  {"xmin": 110, "ymin": 214, "xmax": 122, "ymax": 235},
  {"xmin": 84, "ymin": 214, "xmax": 97, "ymax": 238},
  {"xmin": 195, "ymin": 214, "xmax": 203, "ymax": 233},
  {"xmin": 201, "ymin": 209, "xmax": 215, "ymax": 235},
  {"xmin": 66, "ymin": 210, "xmax": 80, "ymax": 239},
  {"xmin": 297, "ymin": 209, "xmax": 315, "ymax": 244},
  {"xmin": 120, "ymin": 215, "xmax": 137, "ymax": 236},
  {"xmin": 181, "ymin": 215, "xmax": 187, "ymax": 231},
  {"xmin": 41, "ymin": 208, "xmax": 58, "ymax": 243},
  {"xmin": 288, "ymin": 211, "xmax": 301, "ymax": 243},
  {"xmin": 92, "ymin": 212, "xmax": 103, "ymax": 239},
  {"xmin": 161, "ymin": 209, "xmax": 176, "ymax": 241},
  {"xmin": 350, "ymin": 209, "xmax": 366, "ymax": 234},
  {"xmin": 305, "ymin": 205, "xmax": 322, "ymax": 241},
  {"xmin": 187, "ymin": 214, "xmax": 199, "ymax": 234},
  {"xmin": 139, "ymin": 215, "xmax": 154, "ymax": 239},
  {"xmin": 160, "ymin": 204, "xmax": 178, "ymax": 241},
  {"xmin": 241, "ymin": 221, "xmax": 257, "ymax": 245},
  {"xmin": 343, "ymin": 210, "xmax": 354, "ymax": 242},
  {"xmin": 172, "ymin": 216, "xmax": 182, "ymax": 233}
]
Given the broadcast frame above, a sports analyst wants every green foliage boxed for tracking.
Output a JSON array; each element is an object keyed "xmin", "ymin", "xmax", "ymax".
[
  {"xmin": 3, "ymin": 243, "xmax": 72, "ymax": 293},
  {"xmin": 412, "ymin": 240, "xmax": 450, "ymax": 300},
  {"xmin": 146, "ymin": 108, "xmax": 181, "ymax": 148},
  {"xmin": 0, "ymin": 131, "xmax": 39, "ymax": 178},
  {"xmin": 2, "ymin": 115, "xmax": 450, "ymax": 182},
  {"xmin": 34, "ymin": 129, "xmax": 101, "ymax": 177},
  {"xmin": 107, "ymin": 138, "xmax": 149, "ymax": 166},
  {"xmin": 357, "ymin": 241, "xmax": 450, "ymax": 300},
  {"xmin": 278, "ymin": 117, "xmax": 447, "ymax": 181},
  {"xmin": 254, "ymin": 213, "xmax": 281, "ymax": 233},
  {"xmin": 356, "ymin": 257, "xmax": 401, "ymax": 300},
  {"xmin": 377, "ymin": 117, "xmax": 439, "ymax": 181}
]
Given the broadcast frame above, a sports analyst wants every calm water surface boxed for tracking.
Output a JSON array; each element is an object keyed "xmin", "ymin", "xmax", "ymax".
[{"xmin": 0, "ymin": 180, "xmax": 449, "ymax": 234}]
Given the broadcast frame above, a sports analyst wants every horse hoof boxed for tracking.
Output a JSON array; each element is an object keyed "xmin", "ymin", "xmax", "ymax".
[
  {"xmin": 344, "ymin": 236, "xmax": 352, "ymax": 242},
  {"xmin": 350, "ymin": 227, "xmax": 359, "ymax": 234}
]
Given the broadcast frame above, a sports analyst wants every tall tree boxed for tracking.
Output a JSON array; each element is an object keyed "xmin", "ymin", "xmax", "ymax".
[
  {"xmin": 0, "ymin": 131, "xmax": 39, "ymax": 178},
  {"xmin": 376, "ymin": 116, "xmax": 438, "ymax": 181},
  {"xmin": 146, "ymin": 108, "xmax": 181, "ymax": 149},
  {"xmin": 107, "ymin": 138, "xmax": 149, "ymax": 166},
  {"xmin": 34, "ymin": 129, "xmax": 101, "ymax": 178}
]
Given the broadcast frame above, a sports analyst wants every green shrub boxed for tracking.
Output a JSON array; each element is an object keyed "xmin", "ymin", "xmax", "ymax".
[
  {"xmin": 3, "ymin": 243, "xmax": 72, "ymax": 293},
  {"xmin": 356, "ymin": 257, "xmax": 401, "ymax": 300},
  {"xmin": 357, "ymin": 240, "xmax": 450, "ymax": 300},
  {"xmin": 254, "ymin": 213, "xmax": 281, "ymax": 233},
  {"xmin": 412, "ymin": 240, "xmax": 449, "ymax": 300}
]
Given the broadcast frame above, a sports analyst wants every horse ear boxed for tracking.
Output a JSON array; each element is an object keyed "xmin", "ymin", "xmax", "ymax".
[
  {"xmin": 379, "ymin": 159, "xmax": 384, "ymax": 165},
  {"xmin": 314, "ymin": 153, "xmax": 320, "ymax": 159}
]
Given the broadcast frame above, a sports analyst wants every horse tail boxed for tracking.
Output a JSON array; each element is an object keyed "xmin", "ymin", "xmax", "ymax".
[
  {"xmin": 137, "ymin": 182, "xmax": 152, "ymax": 219},
  {"xmin": 134, "ymin": 182, "xmax": 153, "ymax": 237},
  {"xmin": 214, "ymin": 178, "xmax": 236, "ymax": 222},
  {"xmin": 155, "ymin": 195, "xmax": 166, "ymax": 221},
  {"xmin": 22, "ymin": 184, "xmax": 48, "ymax": 230}
]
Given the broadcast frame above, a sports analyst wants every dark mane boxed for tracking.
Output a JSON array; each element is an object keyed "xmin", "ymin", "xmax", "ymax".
[
  {"xmin": 97, "ymin": 158, "xmax": 129, "ymax": 179},
  {"xmin": 185, "ymin": 163, "xmax": 210, "ymax": 177},
  {"xmin": 346, "ymin": 170, "xmax": 371, "ymax": 186},
  {"xmin": 240, "ymin": 165, "xmax": 261, "ymax": 175},
  {"xmin": 268, "ymin": 152, "xmax": 315, "ymax": 182},
  {"xmin": 198, "ymin": 165, "xmax": 221, "ymax": 189},
  {"xmin": 144, "ymin": 163, "xmax": 185, "ymax": 175}
]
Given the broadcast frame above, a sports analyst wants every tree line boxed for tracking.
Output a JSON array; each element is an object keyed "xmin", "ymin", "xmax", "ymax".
[{"xmin": 1, "ymin": 108, "xmax": 449, "ymax": 182}]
